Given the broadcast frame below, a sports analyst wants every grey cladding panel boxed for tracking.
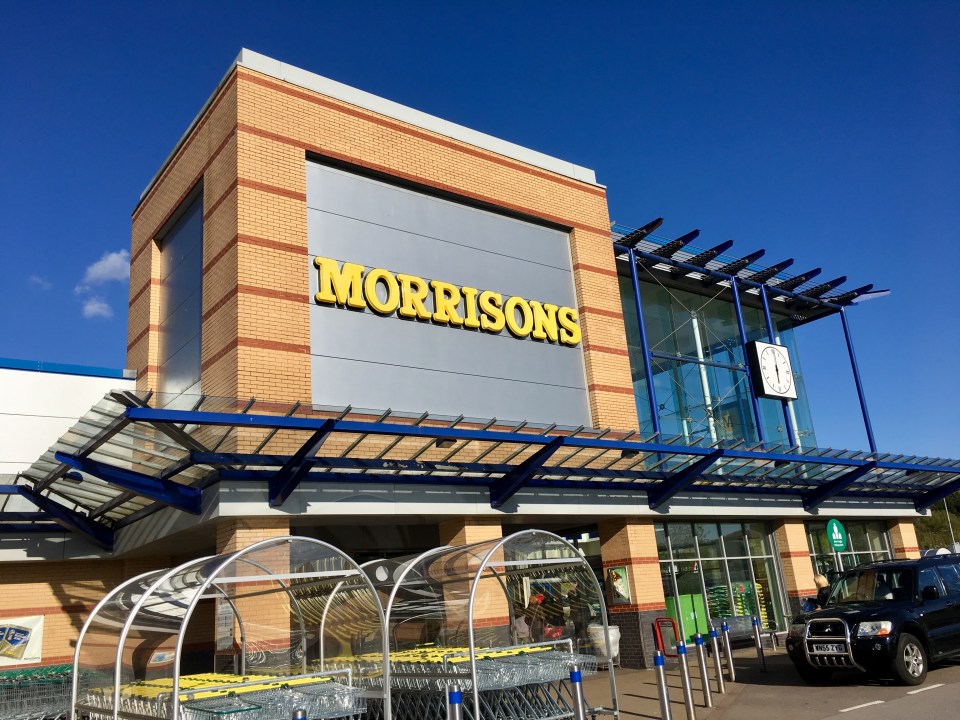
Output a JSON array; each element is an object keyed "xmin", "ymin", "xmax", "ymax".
[
  {"xmin": 306, "ymin": 163, "xmax": 570, "ymax": 270},
  {"xmin": 307, "ymin": 161, "xmax": 589, "ymax": 426}
]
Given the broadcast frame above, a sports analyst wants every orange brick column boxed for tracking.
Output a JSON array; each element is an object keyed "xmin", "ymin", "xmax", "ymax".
[
  {"xmin": 215, "ymin": 518, "xmax": 293, "ymax": 671},
  {"xmin": 599, "ymin": 518, "xmax": 665, "ymax": 668},
  {"xmin": 437, "ymin": 519, "xmax": 509, "ymax": 645},
  {"xmin": 888, "ymin": 519, "xmax": 921, "ymax": 559},
  {"xmin": 774, "ymin": 520, "xmax": 816, "ymax": 615}
]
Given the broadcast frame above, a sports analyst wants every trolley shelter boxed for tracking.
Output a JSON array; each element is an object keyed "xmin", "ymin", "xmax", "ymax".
[
  {"xmin": 71, "ymin": 537, "xmax": 382, "ymax": 720},
  {"xmin": 71, "ymin": 531, "xmax": 617, "ymax": 720},
  {"xmin": 377, "ymin": 530, "xmax": 617, "ymax": 720}
]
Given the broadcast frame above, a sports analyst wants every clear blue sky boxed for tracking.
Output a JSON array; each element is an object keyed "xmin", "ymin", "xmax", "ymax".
[{"xmin": 1, "ymin": 2, "xmax": 957, "ymax": 458}]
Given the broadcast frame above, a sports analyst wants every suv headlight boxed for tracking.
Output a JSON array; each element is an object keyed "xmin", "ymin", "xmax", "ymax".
[
  {"xmin": 789, "ymin": 623, "xmax": 806, "ymax": 637},
  {"xmin": 856, "ymin": 621, "xmax": 893, "ymax": 637}
]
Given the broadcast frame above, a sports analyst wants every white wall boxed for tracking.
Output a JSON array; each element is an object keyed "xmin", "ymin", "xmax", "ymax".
[{"xmin": 0, "ymin": 366, "xmax": 134, "ymax": 478}]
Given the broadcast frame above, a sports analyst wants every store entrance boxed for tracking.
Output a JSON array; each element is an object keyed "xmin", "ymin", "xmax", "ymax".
[{"xmin": 657, "ymin": 522, "xmax": 787, "ymax": 640}]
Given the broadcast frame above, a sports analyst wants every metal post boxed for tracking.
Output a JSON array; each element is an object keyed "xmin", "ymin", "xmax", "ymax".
[
  {"xmin": 628, "ymin": 248, "xmax": 662, "ymax": 436},
  {"xmin": 730, "ymin": 278, "xmax": 766, "ymax": 444},
  {"xmin": 709, "ymin": 627, "xmax": 726, "ymax": 694},
  {"xmin": 751, "ymin": 616, "xmax": 767, "ymax": 672},
  {"xmin": 569, "ymin": 664, "xmax": 588, "ymax": 720},
  {"xmin": 721, "ymin": 621, "xmax": 736, "ymax": 682},
  {"xmin": 944, "ymin": 495, "xmax": 957, "ymax": 549},
  {"xmin": 291, "ymin": 711, "xmax": 307, "ymax": 720},
  {"xmin": 839, "ymin": 308, "xmax": 877, "ymax": 453},
  {"xmin": 676, "ymin": 641, "xmax": 697, "ymax": 720},
  {"xmin": 654, "ymin": 650, "xmax": 673, "ymax": 720},
  {"xmin": 447, "ymin": 684, "xmax": 464, "ymax": 720},
  {"xmin": 694, "ymin": 633, "xmax": 713, "ymax": 708},
  {"xmin": 759, "ymin": 286, "xmax": 797, "ymax": 447}
]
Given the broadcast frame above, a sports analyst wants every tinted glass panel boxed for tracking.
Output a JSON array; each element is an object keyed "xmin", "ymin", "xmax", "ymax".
[
  {"xmin": 919, "ymin": 567, "xmax": 943, "ymax": 597},
  {"xmin": 937, "ymin": 564, "xmax": 960, "ymax": 595},
  {"xmin": 720, "ymin": 524, "xmax": 746, "ymax": 556}
]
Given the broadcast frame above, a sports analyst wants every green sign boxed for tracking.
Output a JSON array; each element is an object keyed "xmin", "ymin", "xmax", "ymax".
[{"xmin": 827, "ymin": 518, "xmax": 848, "ymax": 552}]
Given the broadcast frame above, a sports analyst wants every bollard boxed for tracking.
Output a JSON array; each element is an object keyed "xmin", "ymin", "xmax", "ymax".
[
  {"xmin": 291, "ymin": 711, "xmax": 307, "ymax": 720},
  {"xmin": 676, "ymin": 641, "xmax": 697, "ymax": 720},
  {"xmin": 751, "ymin": 616, "xmax": 767, "ymax": 672},
  {"xmin": 720, "ymin": 621, "xmax": 736, "ymax": 683},
  {"xmin": 709, "ymin": 627, "xmax": 725, "ymax": 694},
  {"xmin": 569, "ymin": 663, "xmax": 588, "ymax": 720},
  {"xmin": 654, "ymin": 650, "xmax": 673, "ymax": 720},
  {"xmin": 694, "ymin": 634, "xmax": 713, "ymax": 708},
  {"xmin": 447, "ymin": 683, "xmax": 464, "ymax": 720}
]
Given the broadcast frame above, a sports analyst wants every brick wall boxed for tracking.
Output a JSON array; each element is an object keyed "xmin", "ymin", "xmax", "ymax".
[
  {"xmin": 0, "ymin": 557, "xmax": 169, "ymax": 668},
  {"xmin": 128, "ymin": 63, "xmax": 638, "ymax": 431}
]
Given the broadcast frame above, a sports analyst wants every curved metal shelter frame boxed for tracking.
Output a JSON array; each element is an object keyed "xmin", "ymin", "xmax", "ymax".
[
  {"xmin": 71, "ymin": 536, "xmax": 386, "ymax": 720},
  {"xmin": 380, "ymin": 530, "xmax": 618, "ymax": 720}
]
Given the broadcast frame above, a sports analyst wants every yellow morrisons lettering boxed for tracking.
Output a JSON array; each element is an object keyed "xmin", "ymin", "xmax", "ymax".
[{"xmin": 314, "ymin": 256, "xmax": 582, "ymax": 347}]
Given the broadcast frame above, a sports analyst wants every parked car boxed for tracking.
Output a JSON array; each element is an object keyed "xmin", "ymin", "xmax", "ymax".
[{"xmin": 785, "ymin": 556, "xmax": 960, "ymax": 685}]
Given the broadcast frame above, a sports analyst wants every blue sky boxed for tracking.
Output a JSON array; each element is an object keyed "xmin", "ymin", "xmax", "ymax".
[{"xmin": 1, "ymin": 2, "xmax": 957, "ymax": 458}]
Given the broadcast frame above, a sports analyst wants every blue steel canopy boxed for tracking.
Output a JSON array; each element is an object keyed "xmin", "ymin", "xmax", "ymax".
[
  {"xmin": 5, "ymin": 390, "xmax": 960, "ymax": 551},
  {"xmin": 611, "ymin": 221, "xmax": 886, "ymax": 324}
]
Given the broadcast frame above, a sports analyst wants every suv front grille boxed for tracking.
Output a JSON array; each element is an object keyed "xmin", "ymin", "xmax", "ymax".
[{"xmin": 803, "ymin": 618, "xmax": 860, "ymax": 670}]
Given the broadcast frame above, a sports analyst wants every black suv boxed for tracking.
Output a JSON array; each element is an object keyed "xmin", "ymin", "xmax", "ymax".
[{"xmin": 785, "ymin": 556, "xmax": 960, "ymax": 685}]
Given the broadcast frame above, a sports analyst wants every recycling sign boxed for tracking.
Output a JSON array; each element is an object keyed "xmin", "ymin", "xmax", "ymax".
[{"xmin": 826, "ymin": 518, "xmax": 847, "ymax": 552}]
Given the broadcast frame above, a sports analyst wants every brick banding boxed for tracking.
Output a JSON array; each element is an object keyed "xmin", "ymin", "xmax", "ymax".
[
  {"xmin": 127, "ymin": 324, "xmax": 160, "ymax": 352},
  {"xmin": 579, "ymin": 305, "xmax": 625, "ymax": 321},
  {"xmin": 236, "ymin": 123, "xmax": 608, "ymax": 236},
  {"xmin": 133, "ymin": 72, "xmax": 238, "ymax": 221},
  {"xmin": 573, "ymin": 262, "xmax": 619, "ymax": 278},
  {"xmin": 202, "ymin": 178, "xmax": 239, "ymax": 222},
  {"xmin": 588, "ymin": 384, "xmax": 635, "ymax": 396},
  {"xmin": 131, "ymin": 125, "xmax": 238, "ymax": 265},
  {"xmin": 583, "ymin": 343, "xmax": 629, "ymax": 357},
  {"xmin": 128, "ymin": 277, "xmax": 162, "ymax": 308},
  {"xmin": 236, "ymin": 70, "xmax": 606, "ymax": 198}
]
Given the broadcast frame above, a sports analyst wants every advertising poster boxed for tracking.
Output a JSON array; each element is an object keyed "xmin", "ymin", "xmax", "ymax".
[
  {"xmin": 608, "ymin": 567, "xmax": 631, "ymax": 605},
  {"xmin": 0, "ymin": 615, "xmax": 44, "ymax": 666}
]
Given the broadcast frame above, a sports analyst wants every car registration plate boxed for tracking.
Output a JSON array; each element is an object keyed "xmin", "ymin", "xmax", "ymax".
[{"xmin": 812, "ymin": 643, "xmax": 845, "ymax": 653}]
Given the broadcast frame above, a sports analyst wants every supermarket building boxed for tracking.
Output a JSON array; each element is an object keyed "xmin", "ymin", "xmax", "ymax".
[{"xmin": 2, "ymin": 49, "xmax": 960, "ymax": 670}]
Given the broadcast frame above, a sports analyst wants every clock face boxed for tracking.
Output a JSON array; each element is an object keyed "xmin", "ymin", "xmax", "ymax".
[
  {"xmin": 748, "ymin": 341, "xmax": 798, "ymax": 400},
  {"xmin": 759, "ymin": 346, "xmax": 793, "ymax": 395}
]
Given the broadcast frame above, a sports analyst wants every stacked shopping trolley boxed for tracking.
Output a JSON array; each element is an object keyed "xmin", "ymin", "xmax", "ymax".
[{"xmin": 0, "ymin": 664, "xmax": 72, "ymax": 720}]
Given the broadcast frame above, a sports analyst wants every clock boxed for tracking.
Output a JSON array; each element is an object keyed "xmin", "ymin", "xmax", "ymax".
[{"xmin": 746, "ymin": 341, "xmax": 798, "ymax": 400}]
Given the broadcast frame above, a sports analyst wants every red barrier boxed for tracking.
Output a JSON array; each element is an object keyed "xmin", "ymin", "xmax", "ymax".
[{"xmin": 653, "ymin": 617, "xmax": 680, "ymax": 657}]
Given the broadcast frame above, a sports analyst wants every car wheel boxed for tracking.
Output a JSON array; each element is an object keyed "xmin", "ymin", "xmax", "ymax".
[
  {"xmin": 793, "ymin": 661, "xmax": 833, "ymax": 685},
  {"xmin": 892, "ymin": 633, "xmax": 927, "ymax": 686}
]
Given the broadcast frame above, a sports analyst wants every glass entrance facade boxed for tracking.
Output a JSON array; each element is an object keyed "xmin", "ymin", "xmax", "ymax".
[
  {"xmin": 805, "ymin": 520, "xmax": 892, "ymax": 577},
  {"xmin": 654, "ymin": 522, "xmax": 787, "ymax": 640},
  {"xmin": 618, "ymin": 274, "xmax": 817, "ymax": 448}
]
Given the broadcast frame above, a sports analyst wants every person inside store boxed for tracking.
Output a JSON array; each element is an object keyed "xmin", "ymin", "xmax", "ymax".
[
  {"xmin": 565, "ymin": 582, "xmax": 592, "ymax": 643},
  {"xmin": 524, "ymin": 593, "xmax": 546, "ymax": 642}
]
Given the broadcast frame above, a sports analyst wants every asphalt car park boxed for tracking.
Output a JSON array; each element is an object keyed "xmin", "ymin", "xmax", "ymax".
[{"xmin": 708, "ymin": 647, "xmax": 960, "ymax": 720}]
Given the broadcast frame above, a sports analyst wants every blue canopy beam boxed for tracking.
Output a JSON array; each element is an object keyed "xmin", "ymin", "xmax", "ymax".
[
  {"xmin": 489, "ymin": 437, "xmax": 566, "ymax": 509},
  {"xmin": 55, "ymin": 452, "xmax": 202, "ymax": 514},
  {"xmin": 647, "ymin": 449, "xmax": 725, "ymax": 510},
  {"xmin": 915, "ymin": 477, "xmax": 960, "ymax": 512},
  {"xmin": 15, "ymin": 485, "xmax": 114, "ymax": 549},
  {"xmin": 268, "ymin": 419, "xmax": 337, "ymax": 507},
  {"xmin": 802, "ymin": 461, "xmax": 878, "ymax": 512}
]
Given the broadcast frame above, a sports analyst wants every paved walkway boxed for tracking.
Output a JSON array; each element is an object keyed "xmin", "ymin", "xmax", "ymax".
[{"xmin": 582, "ymin": 650, "xmax": 749, "ymax": 719}]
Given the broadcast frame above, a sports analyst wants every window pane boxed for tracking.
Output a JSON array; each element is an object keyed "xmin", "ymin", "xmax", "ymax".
[
  {"xmin": 668, "ymin": 524, "xmax": 697, "ymax": 560},
  {"xmin": 726, "ymin": 558, "xmax": 759, "ymax": 618},
  {"xmin": 720, "ymin": 523, "xmax": 747, "ymax": 557},
  {"xmin": 655, "ymin": 524, "xmax": 670, "ymax": 560},
  {"xmin": 752, "ymin": 557, "xmax": 785, "ymax": 630},
  {"xmin": 863, "ymin": 522, "xmax": 889, "ymax": 553},
  {"xmin": 701, "ymin": 559, "xmax": 731, "ymax": 621},
  {"xmin": 746, "ymin": 523, "xmax": 771, "ymax": 556},
  {"xmin": 695, "ymin": 523, "xmax": 721, "ymax": 558},
  {"xmin": 938, "ymin": 564, "xmax": 960, "ymax": 595},
  {"xmin": 806, "ymin": 522, "xmax": 829, "ymax": 556}
]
